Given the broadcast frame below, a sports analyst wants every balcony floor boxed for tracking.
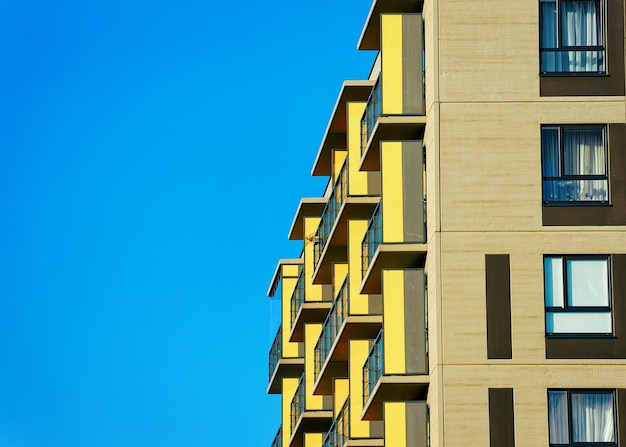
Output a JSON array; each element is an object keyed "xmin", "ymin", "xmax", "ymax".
[
  {"xmin": 361, "ymin": 375, "xmax": 429, "ymax": 421},
  {"xmin": 360, "ymin": 243, "xmax": 427, "ymax": 294},
  {"xmin": 289, "ymin": 410, "xmax": 333, "ymax": 447},
  {"xmin": 289, "ymin": 301, "xmax": 333, "ymax": 343},
  {"xmin": 267, "ymin": 358, "xmax": 305, "ymax": 394}
]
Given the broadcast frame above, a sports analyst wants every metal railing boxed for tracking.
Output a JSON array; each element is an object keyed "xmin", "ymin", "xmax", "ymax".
[
  {"xmin": 290, "ymin": 374, "xmax": 305, "ymax": 433},
  {"xmin": 360, "ymin": 75, "xmax": 382, "ymax": 155},
  {"xmin": 290, "ymin": 269, "xmax": 305, "ymax": 327},
  {"xmin": 322, "ymin": 398, "xmax": 350, "ymax": 447},
  {"xmin": 271, "ymin": 426, "xmax": 282, "ymax": 447},
  {"xmin": 363, "ymin": 330, "xmax": 384, "ymax": 403},
  {"xmin": 269, "ymin": 325, "xmax": 282, "ymax": 381},
  {"xmin": 313, "ymin": 160, "xmax": 348, "ymax": 268},
  {"xmin": 314, "ymin": 278, "xmax": 349, "ymax": 378},
  {"xmin": 361, "ymin": 202, "xmax": 382, "ymax": 278}
]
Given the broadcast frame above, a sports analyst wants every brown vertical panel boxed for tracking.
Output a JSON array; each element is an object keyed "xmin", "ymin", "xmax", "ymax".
[
  {"xmin": 402, "ymin": 14, "xmax": 424, "ymax": 114},
  {"xmin": 486, "ymin": 254, "xmax": 512, "ymax": 359},
  {"xmin": 543, "ymin": 124, "xmax": 626, "ymax": 226},
  {"xmin": 489, "ymin": 388, "xmax": 515, "ymax": 447},
  {"xmin": 546, "ymin": 255, "xmax": 626, "ymax": 359},
  {"xmin": 404, "ymin": 269, "xmax": 427, "ymax": 374},
  {"xmin": 405, "ymin": 401, "xmax": 428, "ymax": 447},
  {"xmin": 540, "ymin": 0, "xmax": 625, "ymax": 96},
  {"xmin": 402, "ymin": 141, "xmax": 425, "ymax": 243},
  {"xmin": 618, "ymin": 389, "xmax": 626, "ymax": 447}
]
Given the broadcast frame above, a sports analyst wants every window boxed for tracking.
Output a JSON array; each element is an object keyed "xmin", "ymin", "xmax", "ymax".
[
  {"xmin": 542, "ymin": 126, "xmax": 608, "ymax": 203},
  {"xmin": 544, "ymin": 256, "xmax": 612, "ymax": 335},
  {"xmin": 548, "ymin": 390, "xmax": 616, "ymax": 445},
  {"xmin": 540, "ymin": 0, "xmax": 605, "ymax": 73}
]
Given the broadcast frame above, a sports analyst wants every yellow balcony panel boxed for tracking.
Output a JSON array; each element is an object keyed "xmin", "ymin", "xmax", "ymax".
[
  {"xmin": 312, "ymin": 197, "xmax": 380, "ymax": 285},
  {"xmin": 289, "ymin": 301, "xmax": 333, "ymax": 343},
  {"xmin": 313, "ymin": 315, "xmax": 383, "ymax": 396},
  {"xmin": 359, "ymin": 117, "xmax": 425, "ymax": 172},
  {"xmin": 267, "ymin": 357, "xmax": 305, "ymax": 395},
  {"xmin": 312, "ymin": 81, "xmax": 375, "ymax": 177},
  {"xmin": 361, "ymin": 375, "xmax": 429, "ymax": 421},
  {"xmin": 289, "ymin": 411, "xmax": 334, "ymax": 447},
  {"xmin": 357, "ymin": 0, "xmax": 423, "ymax": 51},
  {"xmin": 360, "ymin": 244, "xmax": 426, "ymax": 294},
  {"xmin": 288, "ymin": 198, "xmax": 327, "ymax": 241}
]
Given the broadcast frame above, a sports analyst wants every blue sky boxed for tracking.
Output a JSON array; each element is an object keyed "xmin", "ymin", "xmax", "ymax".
[{"xmin": 0, "ymin": 0, "xmax": 374, "ymax": 445}]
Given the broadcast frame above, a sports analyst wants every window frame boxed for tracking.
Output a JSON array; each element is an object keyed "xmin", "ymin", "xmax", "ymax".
[
  {"xmin": 543, "ymin": 255, "xmax": 613, "ymax": 337},
  {"xmin": 541, "ymin": 124, "xmax": 609, "ymax": 205},
  {"xmin": 547, "ymin": 389, "xmax": 617, "ymax": 447},
  {"xmin": 539, "ymin": 0, "xmax": 607, "ymax": 75}
]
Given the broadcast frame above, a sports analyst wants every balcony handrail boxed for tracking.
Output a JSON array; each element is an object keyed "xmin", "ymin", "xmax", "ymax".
[
  {"xmin": 363, "ymin": 330, "xmax": 384, "ymax": 403},
  {"xmin": 269, "ymin": 325, "xmax": 282, "ymax": 381},
  {"xmin": 361, "ymin": 202, "xmax": 382, "ymax": 278},
  {"xmin": 322, "ymin": 397, "xmax": 350, "ymax": 447},
  {"xmin": 360, "ymin": 74, "xmax": 382, "ymax": 155},
  {"xmin": 290, "ymin": 269, "xmax": 305, "ymax": 327},
  {"xmin": 314, "ymin": 277, "xmax": 349, "ymax": 379},
  {"xmin": 290, "ymin": 373, "xmax": 305, "ymax": 432},
  {"xmin": 271, "ymin": 426, "xmax": 282, "ymax": 447},
  {"xmin": 313, "ymin": 159, "xmax": 348, "ymax": 269}
]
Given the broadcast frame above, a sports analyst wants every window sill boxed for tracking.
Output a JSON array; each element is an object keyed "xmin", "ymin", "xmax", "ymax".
[
  {"xmin": 540, "ymin": 72, "xmax": 608, "ymax": 77},
  {"xmin": 543, "ymin": 202, "xmax": 612, "ymax": 207}
]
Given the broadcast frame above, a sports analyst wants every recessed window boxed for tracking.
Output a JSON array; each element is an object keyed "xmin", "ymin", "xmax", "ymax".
[
  {"xmin": 540, "ymin": 0, "xmax": 605, "ymax": 74},
  {"xmin": 544, "ymin": 256, "xmax": 612, "ymax": 335},
  {"xmin": 541, "ymin": 126, "xmax": 608, "ymax": 203},
  {"xmin": 548, "ymin": 390, "xmax": 616, "ymax": 445}
]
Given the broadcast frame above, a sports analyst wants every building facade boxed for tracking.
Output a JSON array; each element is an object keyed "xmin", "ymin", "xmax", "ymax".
[{"xmin": 266, "ymin": 0, "xmax": 626, "ymax": 446}]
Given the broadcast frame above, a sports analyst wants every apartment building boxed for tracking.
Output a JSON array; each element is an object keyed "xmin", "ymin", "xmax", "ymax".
[{"xmin": 265, "ymin": 0, "xmax": 626, "ymax": 446}]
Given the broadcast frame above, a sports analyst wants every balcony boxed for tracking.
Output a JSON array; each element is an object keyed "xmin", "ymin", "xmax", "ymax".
[
  {"xmin": 358, "ymin": 0, "xmax": 424, "ymax": 50},
  {"xmin": 289, "ymin": 269, "xmax": 333, "ymax": 343},
  {"xmin": 271, "ymin": 426, "xmax": 282, "ymax": 447},
  {"xmin": 360, "ymin": 200, "xmax": 427, "ymax": 295},
  {"xmin": 289, "ymin": 374, "xmax": 333, "ymax": 447},
  {"xmin": 267, "ymin": 325, "xmax": 304, "ymax": 395},
  {"xmin": 313, "ymin": 278, "xmax": 382, "ymax": 395},
  {"xmin": 361, "ymin": 330, "xmax": 429, "ymax": 421}
]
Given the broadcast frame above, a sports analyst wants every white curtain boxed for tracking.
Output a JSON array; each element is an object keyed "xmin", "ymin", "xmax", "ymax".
[
  {"xmin": 549, "ymin": 391, "xmax": 569, "ymax": 444},
  {"xmin": 563, "ymin": 128, "xmax": 606, "ymax": 201},
  {"xmin": 571, "ymin": 393, "xmax": 615, "ymax": 442},
  {"xmin": 542, "ymin": 127, "xmax": 560, "ymax": 201},
  {"xmin": 541, "ymin": 0, "xmax": 603, "ymax": 72}
]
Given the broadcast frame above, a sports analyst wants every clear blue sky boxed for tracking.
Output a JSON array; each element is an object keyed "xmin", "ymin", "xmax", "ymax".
[{"xmin": 0, "ymin": 0, "xmax": 374, "ymax": 445}]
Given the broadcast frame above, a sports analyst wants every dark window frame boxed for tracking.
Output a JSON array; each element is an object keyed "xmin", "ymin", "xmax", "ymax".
[
  {"xmin": 544, "ymin": 255, "xmax": 613, "ymax": 337},
  {"xmin": 547, "ymin": 389, "xmax": 617, "ymax": 447},
  {"xmin": 539, "ymin": 0, "xmax": 607, "ymax": 75},
  {"xmin": 541, "ymin": 124, "xmax": 609, "ymax": 205}
]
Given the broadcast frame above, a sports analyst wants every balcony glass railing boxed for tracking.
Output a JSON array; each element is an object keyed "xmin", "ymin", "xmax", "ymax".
[
  {"xmin": 363, "ymin": 330, "xmax": 384, "ymax": 403},
  {"xmin": 269, "ymin": 325, "xmax": 282, "ymax": 380},
  {"xmin": 290, "ymin": 374, "xmax": 305, "ymax": 432},
  {"xmin": 314, "ymin": 278, "xmax": 349, "ymax": 378},
  {"xmin": 271, "ymin": 426, "xmax": 282, "ymax": 447},
  {"xmin": 322, "ymin": 398, "xmax": 350, "ymax": 447},
  {"xmin": 361, "ymin": 202, "xmax": 382, "ymax": 278},
  {"xmin": 360, "ymin": 75, "xmax": 382, "ymax": 155},
  {"xmin": 313, "ymin": 160, "xmax": 348, "ymax": 268},
  {"xmin": 290, "ymin": 269, "xmax": 305, "ymax": 327}
]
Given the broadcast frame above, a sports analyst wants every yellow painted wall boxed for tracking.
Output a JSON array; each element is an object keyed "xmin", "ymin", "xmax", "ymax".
[
  {"xmin": 380, "ymin": 142, "xmax": 405, "ymax": 243},
  {"xmin": 282, "ymin": 377, "xmax": 299, "ymax": 444},
  {"xmin": 304, "ymin": 217, "xmax": 324, "ymax": 302},
  {"xmin": 304, "ymin": 433, "xmax": 323, "ymax": 447},
  {"xmin": 332, "ymin": 263, "xmax": 348, "ymax": 297},
  {"xmin": 333, "ymin": 379, "xmax": 349, "ymax": 418},
  {"xmin": 382, "ymin": 270, "xmax": 406, "ymax": 374},
  {"xmin": 384, "ymin": 402, "xmax": 407, "ymax": 447},
  {"xmin": 348, "ymin": 219, "xmax": 370, "ymax": 314},
  {"xmin": 381, "ymin": 14, "xmax": 403, "ymax": 115},
  {"xmin": 305, "ymin": 323, "xmax": 324, "ymax": 410},
  {"xmin": 282, "ymin": 268, "xmax": 301, "ymax": 358},
  {"xmin": 349, "ymin": 339, "xmax": 371, "ymax": 438},
  {"xmin": 347, "ymin": 102, "xmax": 369, "ymax": 196},
  {"xmin": 332, "ymin": 150, "xmax": 347, "ymax": 184}
]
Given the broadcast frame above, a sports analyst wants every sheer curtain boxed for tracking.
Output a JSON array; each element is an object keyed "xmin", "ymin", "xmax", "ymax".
[
  {"xmin": 549, "ymin": 391, "xmax": 570, "ymax": 443},
  {"xmin": 541, "ymin": 0, "xmax": 603, "ymax": 72},
  {"xmin": 542, "ymin": 127, "xmax": 560, "ymax": 201},
  {"xmin": 571, "ymin": 393, "xmax": 615, "ymax": 442},
  {"xmin": 563, "ymin": 128, "xmax": 606, "ymax": 201}
]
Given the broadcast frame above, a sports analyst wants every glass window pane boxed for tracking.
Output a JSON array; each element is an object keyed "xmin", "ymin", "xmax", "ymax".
[
  {"xmin": 547, "ymin": 311, "xmax": 612, "ymax": 334},
  {"xmin": 567, "ymin": 258, "xmax": 609, "ymax": 306},
  {"xmin": 548, "ymin": 391, "xmax": 569, "ymax": 444},
  {"xmin": 563, "ymin": 128, "xmax": 605, "ymax": 176},
  {"xmin": 561, "ymin": 1, "xmax": 600, "ymax": 47},
  {"xmin": 542, "ymin": 128, "xmax": 560, "ymax": 177},
  {"xmin": 545, "ymin": 257, "xmax": 564, "ymax": 307},
  {"xmin": 571, "ymin": 392, "xmax": 615, "ymax": 442},
  {"xmin": 541, "ymin": 0, "xmax": 558, "ymax": 48}
]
